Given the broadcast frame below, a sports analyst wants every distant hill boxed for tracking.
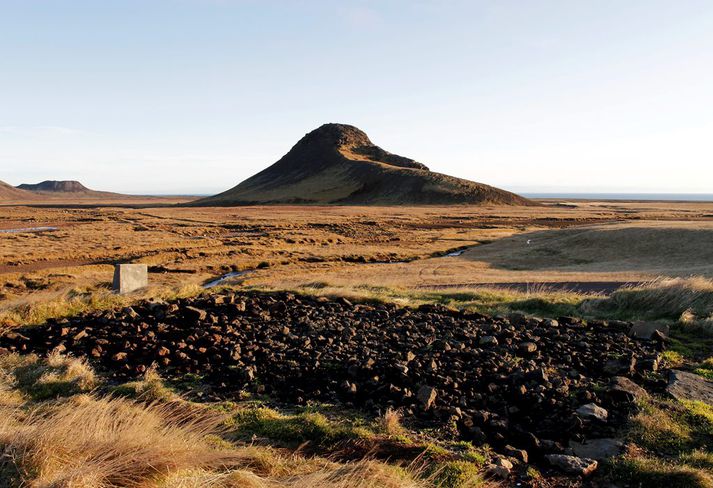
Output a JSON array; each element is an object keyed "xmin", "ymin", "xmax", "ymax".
[
  {"xmin": 1, "ymin": 179, "xmax": 195, "ymax": 205},
  {"xmin": 193, "ymin": 123, "xmax": 533, "ymax": 206},
  {"xmin": 17, "ymin": 180, "xmax": 93, "ymax": 193},
  {"xmin": 0, "ymin": 180, "xmax": 33, "ymax": 202}
]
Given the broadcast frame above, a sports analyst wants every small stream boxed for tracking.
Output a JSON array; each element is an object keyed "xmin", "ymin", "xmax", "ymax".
[
  {"xmin": 203, "ymin": 270, "xmax": 252, "ymax": 289},
  {"xmin": 444, "ymin": 249, "xmax": 467, "ymax": 257},
  {"xmin": 0, "ymin": 226, "xmax": 58, "ymax": 234},
  {"xmin": 202, "ymin": 244, "xmax": 472, "ymax": 289}
]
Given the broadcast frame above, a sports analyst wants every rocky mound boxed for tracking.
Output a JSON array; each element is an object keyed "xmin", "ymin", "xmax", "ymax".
[
  {"xmin": 0, "ymin": 291, "xmax": 662, "ymax": 477},
  {"xmin": 194, "ymin": 123, "xmax": 533, "ymax": 206},
  {"xmin": 18, "ymin": 180, "xmax": 93, "ymax": 193}
]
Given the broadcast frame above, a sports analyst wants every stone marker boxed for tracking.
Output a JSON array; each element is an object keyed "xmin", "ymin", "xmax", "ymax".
[{"xmin": 113, "ymin": 264, "xmax": 148, "ymax": 294}]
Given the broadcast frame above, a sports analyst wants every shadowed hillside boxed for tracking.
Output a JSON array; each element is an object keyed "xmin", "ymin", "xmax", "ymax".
[{"xmin": 194, "ymin": 123, "xmax": 533, "ymax": 206}]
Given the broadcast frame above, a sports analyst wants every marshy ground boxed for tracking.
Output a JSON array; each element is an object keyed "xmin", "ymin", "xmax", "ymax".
[{"xmin": 0, "ymin": 199, "xmax": 712, "ymax": 487}]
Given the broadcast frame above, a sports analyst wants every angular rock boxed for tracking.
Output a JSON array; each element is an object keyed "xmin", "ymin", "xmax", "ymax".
[
  {"xmin": 504, "ymin": 445, "xmax": 528, "ymax": 463},
  {"xmin": 545, "ymin": 454, "xmax": 598, "ymax": 476},
  {"xmin": 603, "ymin": 355, "xmax": 637, "ymax": 376},
  {"xmin": 486, "ymin": 463, "xmax": 511, "ymax": 479},
  {"xmin": 569, "ymin": 438, "xmax": 623, "ymax": 460},
  {"xmin": 628, "ymin": 321, "xmax": 669, "ymax": 340},
  {"xmin": 667, "ymin": 370, "xmax": 713, "ymax": 404},
  {"xmin": 518, "ymin": 342, "xmax": 537, "ymax": 354},
  {"xmin": 417, "ymin": 385, "xmax": 437, "ymax": 410},
  {"xmin": 185, "ymin": 306, "xmax": 207, "ymax": 321},
  {"xmin": 479, "ymin": 336, "xmax": 498, "ymax": 347},
  {"xmin": 608, "ymin": 376, "xmax": 648, "ymax": 402},
  {"xmin": 576, "ymin": 403, "xmax": 608, "ymax": 422}
]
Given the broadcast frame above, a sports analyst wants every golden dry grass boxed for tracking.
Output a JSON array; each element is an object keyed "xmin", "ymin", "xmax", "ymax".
[
  {"xmin": 379, "ymin": 408, "xmax": 407, "ymax": 437},
  {"xmin": 0, "ymin": 284, "xmax": 203, "ymax": 329},
  {"xmin": 2, "ymin": 201, "xmax": 713, "ymax": 318},
  {"xmin": 260, "ymin": 220, "xmax": 713, "ymax": 293},
  {"xmin": 0, "ymin": 354, "xmax": 430, "ymax": 488},
  {"xmin": 0, "ymin": 396, "xmax": 237, "ymax": 487},
  {"xmin": 0, "ymin": 351, "xmax": 97, "ymax": 401},
  {"xmin": 612, "ymin": 277, "xmax": 713, "ymax": 319},
  {"xmin": 0, "ymin": 396, "xmax": 429, "ymax": 488}
]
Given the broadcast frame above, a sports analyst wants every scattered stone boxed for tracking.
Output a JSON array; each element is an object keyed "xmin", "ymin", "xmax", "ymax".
[
  {"xmin": 112, "ymin": 352, "xmax": 128, "ymax": 361},
  {"xmin": 576, "ymin": 403, "xmax": 608, "ymax": 422},
  {"xmin": 486, "ymin": 463, "xmax": 511, "ymax": 479},
  {"xmin": 493, "ymin": 457, "xmax": 514, "ymax": 470},
  {"xmin": 570, "ymin": 438, "xmax": 624, "ymax": 460},
  {"xmin": 0, "ymin": 289, "xmax": 658, "ymax": 472},
  {"xmin": 603, "ymin": 355, "xmax": 637, "ymax": 375},
  {"xmin": 185, "ymin": 306, "xmax": 207, "ymax": 321},
  {"xmin": 504, "ymin": 445, "xmax": 528, "ymax": 463},
  {"xmin": 417, "ymin": 385, "xmax": 437, "ymax": 410},
  {"xmin": 518, "ymin": 342, "xmax": 537, "ymax": 354},
  {"xmin": 608, "ymin": 376, "xmax": 649, "ymax": 402},
  {"xmin": 667, "ymin": 370, "xmax": 713, "ymax": 404},
  {"xmin": 637, "ymin": 354, "xmax": 660, "ymax": 373},
  {"xmin": 628, "ymin": 321, "xmax": 670, "ymax": 340},
  {"xmin": 479, "ymin": 336, "xmax": 498, "ymax": 346},
  {"xmin": 545, "ymin": 454, "xmax": 598, "ymax": 476}
]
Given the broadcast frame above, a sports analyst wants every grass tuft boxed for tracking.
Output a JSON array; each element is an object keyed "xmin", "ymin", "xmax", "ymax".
[
  {"xmin": 0, "ymin": 351, "xmax": 97, "ymax": 401},
  {"xmin": 112, "ymin": 366, "xmax": 180, "ymax": 403},
  {"xmin": 0, "ymin": 284, "xmax": 204, "ymax": 329},
  {"xmin": 608, "ymin": 456, "xmax": 713, "ymax": 488},
  {"xmin": 431, "ymin": 461, "xmax": 485, "ymax": 488},
  {"xmin": 230, "ymin": 406, "xmax": 373, "ymax": 446}
]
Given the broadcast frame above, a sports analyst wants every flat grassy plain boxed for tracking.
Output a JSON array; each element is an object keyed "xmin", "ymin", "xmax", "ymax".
[
  {"xmin": 1, "ymin": 199, "xmax": 712, "ymax": 487},
  {"xmin": 2, "ymin": 200, "xmax": 713, "ymax": 321}
]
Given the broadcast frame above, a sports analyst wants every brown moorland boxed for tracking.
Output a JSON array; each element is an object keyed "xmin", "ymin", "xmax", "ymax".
[
  {"xmin": 1, "ymin": 199, "xmax": 712, "ymax": 320},
  {"xmin": 1, "ymin": 199, "xmax": 713, "ymax": 488}
]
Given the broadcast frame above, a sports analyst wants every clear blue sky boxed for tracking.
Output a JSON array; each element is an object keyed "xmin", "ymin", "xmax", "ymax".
[{"xmin": 1, "ymin": 0, "xmax": 712, "ymax": 195}]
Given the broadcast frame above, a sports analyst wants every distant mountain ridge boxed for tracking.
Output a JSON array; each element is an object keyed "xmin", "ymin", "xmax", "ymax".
[
  {"xmin": 194, "ymin": 123, "xmax": 533, "ymax": 206},
  {"xmin": 17, "ymin": 180, "xmax": 92, "ymax": 193},
  {"xmin": 1, "ymin": 179, "xmax": 190, "ymax": 204}
]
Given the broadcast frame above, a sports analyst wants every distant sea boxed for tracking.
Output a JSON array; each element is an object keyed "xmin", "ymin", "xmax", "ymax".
[{"xmin": 522, "ymin": 193, "xmax": 713, "ymax": 202}]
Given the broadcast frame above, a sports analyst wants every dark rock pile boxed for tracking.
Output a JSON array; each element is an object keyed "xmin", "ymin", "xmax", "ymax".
[{"xmin": 0, "ymin": 291, "xmax": 663, "ymax": 469}]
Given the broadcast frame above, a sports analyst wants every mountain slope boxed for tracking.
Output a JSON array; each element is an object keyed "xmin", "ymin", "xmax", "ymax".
[
  {"xmin": 0, "ymin": 180, "xmax": 33, "ymax": 202},
  {"xmin": 194, "ymin": 123, "xmax": 533, "ymax": 206}
]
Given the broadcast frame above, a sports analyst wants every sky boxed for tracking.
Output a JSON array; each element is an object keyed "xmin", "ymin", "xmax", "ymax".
[{"xmin": 1, "ymin": 0, "xmax": 712, "ymax": 195}]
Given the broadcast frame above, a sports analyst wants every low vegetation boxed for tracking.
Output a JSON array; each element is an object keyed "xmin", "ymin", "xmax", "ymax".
[
  {"xmin": 587, "ymin": 276, "xmax": 713, "ymax": 325},
  {"xmin": 0, "ymin": 283, "xmax": 204, "ymax": 329},
  {"xmin": 286, "ymin": 276, "xmax": 713, "ymax": 323},
  {"xmin": 0, "ymin": 357, "xmax": 423, "ymax": 488},
  {"xmin": 1, "ymin": 276, "xmax": 712, "ymax": 486},
  {"xmin": 607, "ymin": 398, "xmax": 713, "ymax": 488},
  {"xmin": 0, "ymin": 353, "xmax": 490, "ymax": 488}
]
